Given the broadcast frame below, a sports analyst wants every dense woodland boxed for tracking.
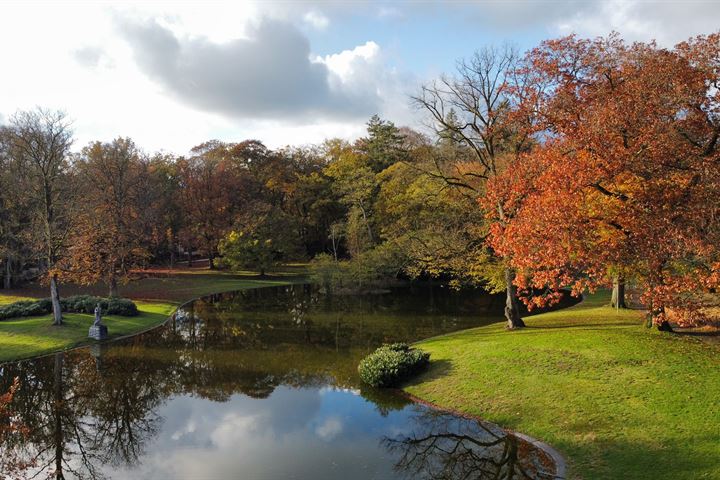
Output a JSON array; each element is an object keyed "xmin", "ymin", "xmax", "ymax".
[{"xmin": 1, "ymin": 33, "xmax": 719, "ymax": 330}]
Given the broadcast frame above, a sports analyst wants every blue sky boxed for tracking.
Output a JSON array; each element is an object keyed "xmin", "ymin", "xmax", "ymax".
[
  {"xmin": 303, "ymin": 4, "xmax": 550, "ymax": 73},
  {"xmin": 1, "ymin": 1, "xmax": 718, "ymax": 154}
]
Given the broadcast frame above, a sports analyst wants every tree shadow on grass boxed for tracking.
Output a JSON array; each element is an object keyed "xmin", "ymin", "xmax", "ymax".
[{"xmin": 403, "ymin": 359, "xmax": 454, "ymax": 389}]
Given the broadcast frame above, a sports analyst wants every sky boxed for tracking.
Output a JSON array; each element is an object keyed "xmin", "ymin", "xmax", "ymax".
[{"xmin": 0, "ymin": 0, "xmax": 718, "ymax": 155}]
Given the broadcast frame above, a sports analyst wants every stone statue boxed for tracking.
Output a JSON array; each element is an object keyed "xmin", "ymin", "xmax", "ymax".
[
  {"xmin": 88, "ymin": 303, "xmax": 108, "ymax": 340},
  {"xmin": 93, "ymin": 303, "xmax": 103, "ymax": 326}
]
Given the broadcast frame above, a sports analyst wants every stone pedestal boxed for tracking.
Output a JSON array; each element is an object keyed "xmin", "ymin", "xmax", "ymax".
[{"xmin": 88, "ymin": 324, "xmax": 108, "ymax": 340}]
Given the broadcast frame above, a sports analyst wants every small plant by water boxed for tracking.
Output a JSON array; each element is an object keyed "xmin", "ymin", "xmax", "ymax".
[{"xmin": 358, "ymin": 343, "xmax": 430, "ymax": 388}]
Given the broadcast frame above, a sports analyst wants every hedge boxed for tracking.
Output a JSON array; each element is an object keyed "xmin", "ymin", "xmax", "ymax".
[
  {"xmin": 358, "ymin": 343, "xmax": 430, "ymax": 388},
  {"xmin": 0, "ymin": 295, "xmax": 138, "ymax": 321}
]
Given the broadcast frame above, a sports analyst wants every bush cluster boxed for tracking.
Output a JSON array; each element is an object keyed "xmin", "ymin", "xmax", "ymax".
[
  {"xmin": 0, "ymin": 295, "xmax": 138, "ymax": 321},
  {"xmin": 358, "ymin": 343, "xmax": 430, "ymax": 388}
]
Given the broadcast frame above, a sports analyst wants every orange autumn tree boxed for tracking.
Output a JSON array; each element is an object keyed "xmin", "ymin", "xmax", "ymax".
[
  {"xmin": 487, "ymin": 33, "xmax": 720, "ymax": 330},
  {"xmin": 0, "ymin": 378, "xmax": 32, "ymax": 478},
  {"xmin": 64, "ymin": 138, "xmax": 149, "ymax": 297}
]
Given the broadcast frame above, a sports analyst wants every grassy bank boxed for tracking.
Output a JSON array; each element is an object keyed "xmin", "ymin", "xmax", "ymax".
[
  {"xmin": 0, "ymin": 267, "xmax": 304, "ymax": 363},
  {"xmin": 405, "ymin": 291, "xmax": 720, "ymax": 480},
  {"xmin": 0, "ymin": 301, "xmax": 175, "ymax": 363}
]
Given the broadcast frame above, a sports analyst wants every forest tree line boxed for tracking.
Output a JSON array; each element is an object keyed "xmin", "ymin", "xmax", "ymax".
[{"xmin": 0, "ymin": 32, "xmax": 719, "ymax": 330}]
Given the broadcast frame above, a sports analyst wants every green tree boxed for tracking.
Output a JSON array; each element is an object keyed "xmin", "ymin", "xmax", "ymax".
[
  {"xmin": 219, "ymin": 206, "xmax": 302, "ymax": 276},
  {"xmin": 324, "ymin": 141, "xmax": 377, "ymax": 256},
  {"xmin": 358, "ymin": 115, "xmax": 408, "ymax": 173},
  {"xmin": 375, "ymin": 144, "xmax": 504, "ymax": 290}
]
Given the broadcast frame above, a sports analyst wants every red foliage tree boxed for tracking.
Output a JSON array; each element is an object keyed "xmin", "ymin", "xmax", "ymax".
[
  {"xmin": 0, "ymin": 378, "xmax": 33, "ymax": 478},
  {"xmin": 486, "ymin": 33, "xmax": 720, "ymax": 329}
]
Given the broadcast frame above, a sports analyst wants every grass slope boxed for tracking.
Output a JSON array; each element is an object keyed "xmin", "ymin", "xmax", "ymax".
[
  {"xmin": 405, "ymin": 291, "xmax": 720, "ymax": 480},
  {"xmin": 0, "ymin": 268, "xmax": 303, "ymax": 363},
  {"xmin": 0, "ymin": 301, "xmax": 175, "ymax": 363}
]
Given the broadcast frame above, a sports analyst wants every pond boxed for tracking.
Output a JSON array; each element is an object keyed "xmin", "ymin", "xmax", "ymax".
[{"xmin": 0, "ymin": 284, "xmax": 560, "ymax": 479}]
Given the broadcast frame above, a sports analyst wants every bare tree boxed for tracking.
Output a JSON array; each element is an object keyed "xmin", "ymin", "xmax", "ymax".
[
  {"xmin": 412, "ymin": 45, "xmax": 534, "ymax": 329},
  {"xmin": 8, "ymin": 109, "xmax": 74, "ymax": 326}
]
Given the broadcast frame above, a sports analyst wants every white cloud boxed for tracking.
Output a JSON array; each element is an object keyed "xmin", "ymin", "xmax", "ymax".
[
  {"xmin": 0, "ymin": 3, "xmax": 413, "ymax": 154},
  {"xmin": 315, "ymin": 41, "xmax": 419, "ymax": 126},
  {"xmin": 319, "ymin": 41, "xmax": 380, "ymax": 81},
  {"xmin": 553, "ymin": 0, "xmax": 720, "ymax": 46},
  {"xmin": 116, "ymin": 16, "xmax": 367, "ymax": 120},
  {"xmin": 314, "ymin": 416, "xmax": 343, "ymax": 441},
  {"xmin": 303, "ymin": 10, "xmax": 330, "ymax": 30},
  {"xmin": 210, "ymin": 412, "xmax": 262, "ymax": 447},
  {"xmin": 2, "ymin": 1, "xmax": 714, "ymax": 156}
]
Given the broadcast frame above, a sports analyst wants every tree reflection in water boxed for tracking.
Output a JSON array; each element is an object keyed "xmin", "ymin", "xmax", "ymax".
[
  {"xmin": 384, "ymin": 410, "xmax": 558, "ymax": 480},
  {"xmin": 0, "ymin": 285, "xmax": 559, "ymax": 479},
  {"xmin": 0, "ymin": 350, "xmax": 164, "ymax": 480}
]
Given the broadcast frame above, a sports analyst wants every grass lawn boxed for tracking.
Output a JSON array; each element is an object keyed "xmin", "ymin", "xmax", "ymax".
[
  {"xmin": 0, "ymin": 266, "xmax": 305, "ymax": 363},
  {"xmin": 0, "ymin": 301, "xmax": 175, "ymax": 363},
  {"xmin": 404, "ymin": 291, "xmax": 720, "ymax": 480}
]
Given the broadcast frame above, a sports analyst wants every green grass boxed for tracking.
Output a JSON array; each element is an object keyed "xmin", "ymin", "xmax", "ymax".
[
  {"xmin": 405, "ymin": 291, "xmax": 720, "ymax": 480},
  {"xmin": 113, "ymin": 274, "xmax": 296, "ymax": 302},
  {"xmin": 0, "ymin": 301, "xmax": 176, "ymax": 363},
  {"xmin": 0, "ymin": 267, "xmax": 304, "ymax": 363}
]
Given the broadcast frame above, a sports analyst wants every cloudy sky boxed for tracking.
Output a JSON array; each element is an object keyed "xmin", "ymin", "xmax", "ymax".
[{"xmin": 1, "ymin": 1, "xmax": 718, "ymax": 155}]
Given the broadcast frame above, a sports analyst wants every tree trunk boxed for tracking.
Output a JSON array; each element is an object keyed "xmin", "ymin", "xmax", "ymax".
[
  {"xmin": 649, "ymin": 303, "xmax": 674, "ymax": 332},
  {"xmin": 504, "ymin": 268, "xmax": 525, "ymax": 329},
  {"xmin": 611, "ymin": 276, "xmax": 627, "ymax": 309},
  {"xmin": 657, "ymin": 320, "xmax": 674, "ymax": 332},
  {"xmin": 208, "ymin": 252, "xmax": 215, "ymax": 270},
  {"xmin": 330, "ymin": 228, "xmax": 338, "ymax": 261},
  {"xmin": 187, "ymin": 249, "xmax": 193, "ymax": 267},
  {"xmin": 169, "ymin": 233, "xmax": 176, "ymax": 269},
  {"xmin": 358, "ymin": 204, "xmax": 374, "ymax": 244},
  {"xmin": 50, "ymin": 273, "xmax": 63, "ymax": 326},
  {"xmin": 109, "ymin": 275, "xmax": 119, "ymax": 298},
  {"xmin": 3, "ymin": 256, "xmax": 11, "ymax": 290}
]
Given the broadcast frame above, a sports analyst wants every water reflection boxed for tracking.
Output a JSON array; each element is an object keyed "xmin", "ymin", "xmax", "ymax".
[
  {"xmin": 0, "ymin": 284, "xmax": 559, "ymax": 479},
  {"xmin": 384, "ymin": 411, "xmax": 558, "ymax": 479},
  {"xmin": 0, "ymin": 350, "xmax": 164, "ymax": 479}
]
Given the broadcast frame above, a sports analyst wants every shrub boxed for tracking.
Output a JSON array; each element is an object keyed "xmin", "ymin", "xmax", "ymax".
[
  {"xmin": 0, "ymin": 295, "xmax": 139, "ymax": 321},
  {"xmin": 358, "ymin": 343, "xmax": 430, "ymax": 388},
  {"xmin": 308, "ymin": 253, "xmax": 344, "ymax": 292},
  {"xmin": 60, "ymin": 295, "xmax": 99, "ymax": 314},
  {"xmin": 106, "ymin": 297, "xmax": 138, "ymax": 316}
]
